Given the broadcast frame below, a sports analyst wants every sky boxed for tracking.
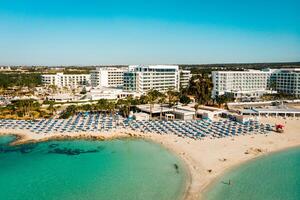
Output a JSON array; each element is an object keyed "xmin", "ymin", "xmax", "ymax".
[{"xmin": 0, "ymin": 0, "xmax": 299, "ymax": 65}]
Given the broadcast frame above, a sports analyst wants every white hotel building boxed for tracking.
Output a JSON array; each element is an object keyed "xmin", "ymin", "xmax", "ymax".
[
  {"xmin": 212, "ymin": 69, "xmax": 275, "ymax": 100},
  {"xmin": 41, "ymin": 66, "xmax": 191, "ymax": 96},
  {"xmin": 90, "ymin": 67, "xmax": 127, "ymax": 88},
  {"xmin": 179, "ymin": 70, "xmax": 192, "ymax": 88},
  {"xmin": 271, "ymin": 68, "xmax": 300, "ymax": 97},
  {"xmin": 41, "ymin": 73, "xmax": 91, "ymax": 88},
  {"xmin": 123, "ymin": 65, "xmax": 191, "ymax": 93}
]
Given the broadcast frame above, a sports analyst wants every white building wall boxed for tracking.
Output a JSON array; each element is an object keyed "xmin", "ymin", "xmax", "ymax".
[
  {"xmin": 125, "ymin": 65, "xmax": 181, "ymax": 93},
  {"xmin": 41, "ymin": 73, "xmax": 90, "ymax": 88},
  {"xmin": 90, "ymin": 67, "xmax": 127, "ymax": 88},
  {"xmin": 212, "ymin": 70, "xmax": 273, "ymax": 98},
  {"xmin": 271, "ymin": 69, "xmax": 300, "ymax": 97},
  {"xmin": 179, "ymin": 70, "xmax": 191, "ymax": 88}
]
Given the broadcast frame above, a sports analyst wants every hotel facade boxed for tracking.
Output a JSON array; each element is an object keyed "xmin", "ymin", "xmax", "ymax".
[
  {"xmin": 212, "ymin": 68, "xmax": 300, "ymax": 100},
  {"xmin": 270, "ymin": 69, "xmax": 300, "ymax": 97},
  {"xmin": 41, "ymin": 66, "xmax": 191, "ymax": 94},
  {"xmin": 179, "ymin": 70, "xmax": 192, "ymax": 88},
  {"xmin": 90, "ymin": 67, "xmax": 127, "ymax": 88},
  {"xmin": 212, "ymin": 69, "xmax": 275, "ymax": 100},
  {"xmin": 123, "ymin": 65, "xmax": 191, "ymax": 93},
  {"xmin": 41, "ymin": 73, "xmax": 91, "ymax": 88}
]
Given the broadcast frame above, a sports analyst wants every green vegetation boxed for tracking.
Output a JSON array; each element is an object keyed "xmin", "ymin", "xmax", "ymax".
[
  {"xmin": 0, "ymin": 73, "xmax": 42, "ymax": 88},
  {"xmin": 180, "ymin": 62, "xmax": 300, "ymax": 75},
  {"xmin": 215, "ymin": 95, "xmax": 234, "ymax": 108},
  {"xmin": 60, "ymin": 105, "xmax": 78, "ymax": 119},
  {"xmin": 187, "ymin": 74, "xmax": 213, "ymax": 105},
  {"xmin": 179, "ymin": 95, "xmax": 191, "ymax": 105},
  {"xmin": 0, "ymin": 99, "xmax": 51, "ymax": 119},
  {"xmin": 59, "ymin": 99, "xmax": 119, "ymax": 119},
  {"xmin": 261, "ymin": 93, "xmax": 298, "ymax": 101}
]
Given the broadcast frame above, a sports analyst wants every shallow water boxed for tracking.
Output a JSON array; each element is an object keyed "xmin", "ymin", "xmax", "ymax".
[
  {"xmin": 205, "ymin": 147, "xmax": 300, "ymax": 200},
  {"xmin": 0, "ymin": 135, "xmax": 186, "ymax": 200}
]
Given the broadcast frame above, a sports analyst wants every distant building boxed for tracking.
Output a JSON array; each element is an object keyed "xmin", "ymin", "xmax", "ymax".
[
  {"xmin": 90, "ymin": 67, "xmax": 127, "ymax": 88},
  {"xmin": 0, "ymin": 66, "xmax": 11, "ymax": 71},
  {"xmin": 271, "ymin": 68, "xmax": 300, "ymax": 97},
  {"xmin": 41, "ymin": 73, "xmax": 90, "ymax": 88},
  {"xmin": 179, "ymin": 70, "xmax": 191, "ymax": 89},
  {"xmin": 212, "ymin": 69, "xmax": 275, "ymax": 100},
  {"xmin": 123, "ymin": 71, "xmax": 137, "ymax": 92},
  {"xmin": 123, "ymin": 65, "xmax": 191, "ymax": 93}
]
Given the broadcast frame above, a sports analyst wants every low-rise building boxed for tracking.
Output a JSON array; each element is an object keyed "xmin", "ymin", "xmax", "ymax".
[
  {"xmin": 47, "ymin": 94, "xmax": 78, "ymax": 102},
  {"xmin": 86, "ymin": 87, "xmax": 140, "ymax": 100}
]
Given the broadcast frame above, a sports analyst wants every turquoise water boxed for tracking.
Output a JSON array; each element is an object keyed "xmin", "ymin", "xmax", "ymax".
[
  {"xmin": 0, "ymin": 135, "xmax": 186, "ymax": 200},
  {"xmin": 205, "ymin": 147, "xmax": 300, "ymax": 200}
]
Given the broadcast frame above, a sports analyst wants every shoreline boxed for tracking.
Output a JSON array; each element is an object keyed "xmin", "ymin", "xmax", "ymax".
[
  {"xmin": 136, "ymin": 117, "xmax": 300, "ymax": 199},
  {"xmin": 201, "ymin": 143, "xmax": 300, "ymax": 198},
  {"xmin": 1, "ymin": 117, "xmax": 300, "ymax": 200}
]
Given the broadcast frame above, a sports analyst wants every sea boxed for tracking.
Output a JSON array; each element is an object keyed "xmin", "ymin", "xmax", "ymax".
[
  {"xmin": 0, "ymin": 135, "xmax": 187, "ymax": 200},
  {"xmin": 205, "ymin": 147, "xmax": 300, "ymax": 200}
]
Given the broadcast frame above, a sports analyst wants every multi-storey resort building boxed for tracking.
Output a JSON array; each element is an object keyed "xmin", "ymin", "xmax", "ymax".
[
  {"xmin": 41, "ymin": 73, "xmax": 91, "ymax": 88},
  {"xmin": 123, "ymin": 65, "xmax": 191, "ymax": 93},
  {"xmin": 212, "ymin": 69, "xmax": 275, "ymax": 100},
  {"xmin": 90, "ymin": 67, "xmax": 127, "ymax": 88},
  {"xmin": 179, "ymin": 70, "xmax": 192, "ymax": 88},
  {"xmin": 270, "ymin": 69, "xmax": 300, "ymax": 97}
]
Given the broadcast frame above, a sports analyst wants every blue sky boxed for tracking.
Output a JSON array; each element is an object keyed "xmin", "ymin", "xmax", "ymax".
[{"xmin": 0, "ymin": 0, "xmax": 299, "ymax": 65}]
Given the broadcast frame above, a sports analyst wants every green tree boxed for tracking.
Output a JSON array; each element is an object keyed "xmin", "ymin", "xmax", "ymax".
[
  {"xmin": 215, "ymin": 94, "xmax": 234, "ymax": 108},
  {"xmin": 158, "ymin": 93, "xmax": 166, "ymax": 120},
  {"xmin": 188, "ymin": 74, "xmax": 213, "ymax": 105},
  {"xmin": 97, "ymin": 99, "xmax": 109, "ymax": 111},
  {"xmin": 179, "ymin": 95, "xmax": 191, "ymax": 105},
  {"xmin": 47, "ymin": 101, "xmax": 56, "ymax": 114},
  {"xmin": 193, "ymin": 103, "xmax": 199, "ymax": 119},
  {"xmin": 146, "ymin": 89, "xmax": 161, "ymax": 120},
  {"xmin": 0, "ymin": 73, "xmax": 41, "ymax": 88},
  {"xmin": 117, "ymin": 97, "xmax": 132, "ymax": 118},
  {"xmin": 60, "ymin": 105, "xmax": 77, "ymax": 119}
]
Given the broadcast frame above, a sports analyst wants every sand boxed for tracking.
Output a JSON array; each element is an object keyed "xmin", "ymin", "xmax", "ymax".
[
  {"xmin": 146, "ymin": 117, "xmax": 300, "ymax": 200},
  {"xmin": 1, "ymin": 117, "xmax": 300, "ymax": 200}
]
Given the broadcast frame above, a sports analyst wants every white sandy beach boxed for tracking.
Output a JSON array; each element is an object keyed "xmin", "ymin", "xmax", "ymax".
[
  {"xmin": 146, "ymin": 117, "xmax": 300, "ymax": 200},
  {"xmin": 1, "ymin": 117, "xmax": 300, "ymax": 200}
]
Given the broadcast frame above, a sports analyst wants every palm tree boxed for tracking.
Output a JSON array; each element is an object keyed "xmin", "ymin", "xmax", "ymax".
[
  {"xmin": 166, "ymin": 89, "xmax": 179, "ymax": 114},
  {"xmin": 158, "ymin": 93, "xmax": 166, "ymax": 120},
  {"xmin": 47, "ymin": 101, "xmax": 56, "ymax": 115},
  {"xmin": 194, "ymin": 103, "xmax": 199, "ymax": 119},
  {"xmin": 6, "ymin": 104, "xmax": 16, "ymax": 116},
  {"xmin": 116, "ymin": 97, "xmax": 133, "ymax": 118},
  {"xmin": 146, "ymin": 89, "xmax": 160, "ymax": 120},
  {"xmin": 60, "ymin": 105, "xmax": 77, "ymax": 119},
  {"xmin": 125, "ymin": 95, "xmax": 134, "ymax": 116},
  {"xmin": 97, "ymin": 99, "xmax": 109, "ymax": 112},
  {"xmin": 107, "ymin": 102, "xmax": 116, "ymax": 115}
]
